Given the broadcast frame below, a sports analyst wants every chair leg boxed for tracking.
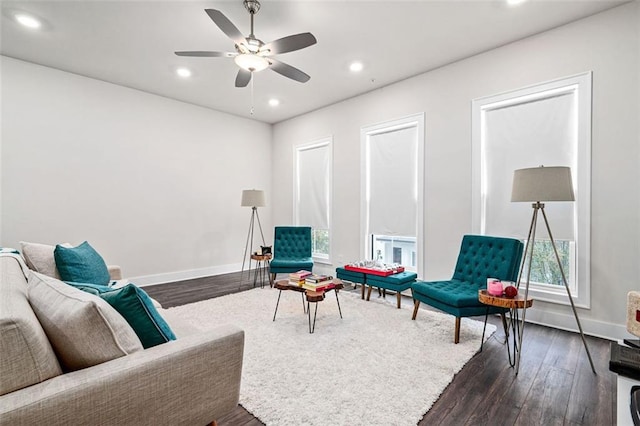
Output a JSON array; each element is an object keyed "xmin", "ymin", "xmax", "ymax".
[
  {"xmin": 454, "ymin": 317, "xmax": 461, "ymax": 344},
  {"xmin": 411, "ymin": 300, "xmax": 420, "ymax": 319},
  {"xmin": 396, "ymin": 292, "xmax": 401, "ymax": 309},
  {"xmin": 208, "ymin": 420, "xmax": 218, "ymax": 426},
  {"xmin": 366, "ymin": 285, "xmax": 373, "ymax": 301},
  {"xmin": 361, "ymin": 282, "xmax": 365, "ymax": 299},
  {"xmin": 269, "ymin": 273, "xmax": 276, "ymax": 287}
]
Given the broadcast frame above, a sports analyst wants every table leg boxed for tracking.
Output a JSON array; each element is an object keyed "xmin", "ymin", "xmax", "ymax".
[
  {"xmin": 272, "ymin": 290, "xmax": 283, "ymax": 321},
  {"xmin": 252, "ymin": 261, "xmax": 259, "ymax": 288},
  {"xmin": 480, "ymin": 307, "xmax": 490, "ymax": 352},
  {"xmin": 335, "ymin": 290, "xmax": 343, "ymax": 319},
  {"xmin": 515, "ymin": 306, "xmax": 527, "ymax": 375},
  {"xmin": 308, "ymin": 301, "xmax": 319, "ymax": 334}
]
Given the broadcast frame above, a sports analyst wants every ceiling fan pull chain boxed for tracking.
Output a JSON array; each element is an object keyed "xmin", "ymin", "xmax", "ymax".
[{"xmin": 250, "ymin": 73, "xmax": 255, "ymax": 115}]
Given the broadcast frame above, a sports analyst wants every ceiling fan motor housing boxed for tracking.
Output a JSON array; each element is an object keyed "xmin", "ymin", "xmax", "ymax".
[{"xmin": 244, "ymin": 0, "xmax": 261, "ymax": 15}]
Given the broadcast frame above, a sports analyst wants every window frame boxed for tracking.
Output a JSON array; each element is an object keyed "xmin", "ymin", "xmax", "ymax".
[
  {"xmin": 293, "ymin": 137, "xmax": 333, "ymax": 264},
  {"xmin": 471, "ymin": 72, "xmax": 592, "ymax": 308}
]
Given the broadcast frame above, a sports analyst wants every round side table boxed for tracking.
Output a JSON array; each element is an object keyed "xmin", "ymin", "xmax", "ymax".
[{"xmin": 478, "ymin": 289, "xmax": 533, "ymax": 375}]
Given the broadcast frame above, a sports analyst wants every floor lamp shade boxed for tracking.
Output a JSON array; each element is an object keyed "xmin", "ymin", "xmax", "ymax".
[
  {"xmin": 511, "ymin": 166, "xmax": 575, "ymax": 203},
  {"xmin": 241, "ymin": 190, "xmax": 266, "ymax": 208}
]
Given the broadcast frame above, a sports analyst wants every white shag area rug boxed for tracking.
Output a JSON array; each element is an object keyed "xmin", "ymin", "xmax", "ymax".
[{"xmin": 167, "ymin": 287, "xmax": 495, "ymax": 426}]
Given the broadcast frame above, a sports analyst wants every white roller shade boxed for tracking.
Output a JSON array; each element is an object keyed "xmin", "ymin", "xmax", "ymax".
[
  {"xmin": 483, "ymin": 92, "xmax": 576, "ymax": 240},
  {"xmin": 297, "ymin": 143, "xmax": 330, "ymax": 230},
  {"xmin": 368, "ymin": 126, "xmax": 417, "ymax": 237}
]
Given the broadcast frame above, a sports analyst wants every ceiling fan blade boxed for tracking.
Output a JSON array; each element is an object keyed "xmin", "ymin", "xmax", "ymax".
[
  {"xmin": 262, "ymin": 32, "xmax": 317, "ymax": 55},
  {"xmin": 205, "ymin": 9, "xmax": 245, "ymax": 45},
  {"xmin": 235, "ymin": 69, "xmax": 252, "ymax": 88},
  {"xmin": 269, "ymin": 59, "xmax": 310, "ymax": 83},
  {"xmin": 175, "ymin": 51, "xmax": 236, "ymax": 57}
]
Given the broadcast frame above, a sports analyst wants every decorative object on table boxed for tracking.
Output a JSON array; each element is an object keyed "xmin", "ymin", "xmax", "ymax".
[
  {"xmin": 344, "ymin": 260, "xmax": 405, "ymax": 276},
  {"xmin": 504, "ymin": 285, "xmax": 518, "ymax": 298},
  {"xmin": 268, "ymin": 226, "xmax": 313, "ymax": 285},
  {"xmin": 511, "ymin": 165, "xmax": 596, "ymax": 374},
  {"xmin": 487, "ymin": 278, "xmax": 503, "ymax": 296},
  {"xmin": 240, "ymin": 189, "xmax": 266, "ymax": 286},
  {"xmin": 259, "ymin": 245, "xmax": 271, "ymax": 255},
  {"xmin": 288, "ymin": 269, "xmax": 312, "ymax": 286}
]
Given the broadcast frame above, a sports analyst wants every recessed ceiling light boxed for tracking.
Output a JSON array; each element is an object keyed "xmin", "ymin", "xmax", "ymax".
[
  {"xmin": 15, "ymin": 13, "xmax": 41, "ymax": 29},
  {"xmin": 176, "ymin": 67, "xmax": 192, "ymax": 78},
  {"xmin": 268, "ymin": 98, "xmax": 280, "ymax": 107},
  {"xmin": 506, "ymin": 0, "xmax": 528, "ymax": 6},
  {"xmin": 349, "ymin": 62, "xmax": 363, "ymax": 72}
]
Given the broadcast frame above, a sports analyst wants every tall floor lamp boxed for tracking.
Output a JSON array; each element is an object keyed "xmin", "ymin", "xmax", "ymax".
[
  {"xmin": 240, "ymin": 189, "xmax": 266, "ymax": 285},
  {"xmin": 511, "ymin": 166, "xmax": 596, "ymax": 374}
]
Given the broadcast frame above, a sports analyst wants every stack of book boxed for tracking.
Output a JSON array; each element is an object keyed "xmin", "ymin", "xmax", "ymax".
[
  {"xmin": 302, "ymin": 274, "xmax": 335, "ymax": 292},
  {"xmin": 288, "ymin": 270, "xmax": 312, "ymax": 286}
]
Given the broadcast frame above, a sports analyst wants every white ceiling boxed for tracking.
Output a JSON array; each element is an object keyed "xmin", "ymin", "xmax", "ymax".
[{"xmin": 0, "ymin": 0, "xmax": 627, "ymax": 124}]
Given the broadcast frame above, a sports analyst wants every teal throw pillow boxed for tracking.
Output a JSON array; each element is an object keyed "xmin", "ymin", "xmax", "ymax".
[
  {"xmin": 64, "ymin": 281, "xmax": 113, "ymax": 296},
  {"xmin": 54, "ymin": 241, "xmax": 110, "ymax": 286},
  {"xmin": 100, "ymin": 284, "xmax": 176, "ymax": 349}
]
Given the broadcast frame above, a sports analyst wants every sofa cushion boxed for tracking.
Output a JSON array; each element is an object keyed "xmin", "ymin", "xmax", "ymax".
[
  {"xmin": 27, "ymin": 271, "xmax": 143, "ymax": 371},
  {"xmin": 20, "ymin": 241, "xmax": 71, "ymax": 279},
  {"xmin": 100, "ymin": 284, "xmax": 176, "ymax": 349},
  {"xmin": 0, "ymin": 257, "xmax": 62, "ymax": 396},
  {"xmin": 54, "ymin": 241, "xmax": 110, "ymax": 285}
]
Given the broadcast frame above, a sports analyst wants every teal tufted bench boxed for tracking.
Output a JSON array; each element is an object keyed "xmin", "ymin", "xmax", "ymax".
[
  {"xmin": 269, "ymin": 226, "xmax": 314, "ymax": 285},
  {"xmin": 335, "ymin": 267, "xmax": 367, "ymax": 298},
  {"xmin": 366, "ymin": 271, "xmax": 417, "ymax": 309},
  {"xmin": 411, "ymin": 235, "xmax": 523, "ymax": 343}
]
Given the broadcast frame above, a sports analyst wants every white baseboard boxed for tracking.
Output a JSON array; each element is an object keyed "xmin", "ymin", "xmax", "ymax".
[
  {"xmin": 524, "ymin": 306, "xmax": 628, "ymax": 342},
  {"xmin": 130, "ymin": 263, "xmax": 242, "ymax": 287}
]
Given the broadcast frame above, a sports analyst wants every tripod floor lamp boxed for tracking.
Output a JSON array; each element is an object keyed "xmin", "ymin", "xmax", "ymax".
[
  {"xmin": 511, "ymin": 166, "xmax": 596, "ymax": 374},
  {"xmin": 241, "ymin": 189, "xmax": 266, "ymax": 284}
]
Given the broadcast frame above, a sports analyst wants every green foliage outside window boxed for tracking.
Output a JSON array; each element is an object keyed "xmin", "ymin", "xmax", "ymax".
[
  {"xmin": 312, "ymin": 229, "xmax": 330, "ymax": 257},
  {"xmin": 526, "ymin": 240, "xmax": 572, "ymax": 286}
]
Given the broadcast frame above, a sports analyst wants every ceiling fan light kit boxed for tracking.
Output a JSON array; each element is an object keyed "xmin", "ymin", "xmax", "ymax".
[
  {"xmin": 235, "ymin": 54, "xmax": 269, "ymax": 72},
  {"xmin": 175, "ymin": 0, "xmax": 316, "ymax": 88}
]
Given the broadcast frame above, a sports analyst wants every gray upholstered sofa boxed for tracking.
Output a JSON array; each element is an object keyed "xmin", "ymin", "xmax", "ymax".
[{"xmin": 0, "ymin": 254, "xmax": 244, "ymax": 425}]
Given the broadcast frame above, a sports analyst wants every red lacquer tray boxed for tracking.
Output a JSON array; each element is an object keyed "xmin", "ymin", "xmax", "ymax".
[{"xmin": 344, "ymin": 265, "xmax": 405, "ymax": 276}]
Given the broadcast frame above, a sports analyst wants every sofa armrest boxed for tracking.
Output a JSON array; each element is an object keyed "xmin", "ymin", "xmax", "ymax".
[
  {"xmin": 0, "ymin": 325, "xmax": 244, "ymax": 426},
  {"xmin": 107, "ymin": 265, "xmax": 122, "ymax": 280}
]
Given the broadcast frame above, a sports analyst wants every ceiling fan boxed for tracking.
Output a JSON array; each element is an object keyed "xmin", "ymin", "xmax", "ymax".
[{"xmin": 175, "ymin": 0, "xmax": 317, "ymax": 88}]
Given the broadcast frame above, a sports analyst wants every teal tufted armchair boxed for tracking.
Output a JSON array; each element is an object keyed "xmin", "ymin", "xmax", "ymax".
[
  {"xmin": 269, "ymin": 226, "xmax": 314, "ymax": 285},
  {"xmin": 411, "ymin": 235, "xmax": 523, "ymax": 343}
]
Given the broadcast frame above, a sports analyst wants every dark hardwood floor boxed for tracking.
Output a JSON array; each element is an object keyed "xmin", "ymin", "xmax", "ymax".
[{"xmin": 145, "ymin": 272, "xmax": 616, "ymax": 426}]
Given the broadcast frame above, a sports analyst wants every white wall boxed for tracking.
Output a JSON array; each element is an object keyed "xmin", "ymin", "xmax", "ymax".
[
  {"xmin": 272, "ymin": 3, "xmax": 640, "ymax": 339},
  {"xmin": 1, "ymin": 57, "xmax": 272, "ymax": 284}
]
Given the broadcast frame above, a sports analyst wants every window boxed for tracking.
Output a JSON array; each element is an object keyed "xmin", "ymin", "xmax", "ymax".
[
  {"xmin": 361, "ymin": 114, "xmax": 424, "ymax": 275},
  {"xmin": 294, "ymin": 138, "xmax": 332, "ymax": 262},
  {"xmin": 472, "ymin": 72, "xmax": 591, "ymax": 307}
]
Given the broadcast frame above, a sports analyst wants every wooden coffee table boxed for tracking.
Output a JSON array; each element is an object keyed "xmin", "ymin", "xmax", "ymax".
[{"xmin": 273, "ymin": 279, "xmax": 344, "ymax": 333}]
